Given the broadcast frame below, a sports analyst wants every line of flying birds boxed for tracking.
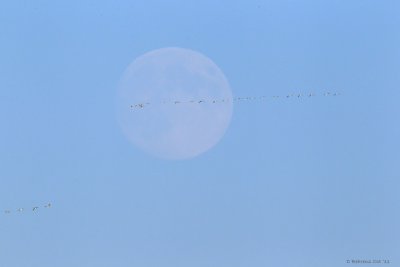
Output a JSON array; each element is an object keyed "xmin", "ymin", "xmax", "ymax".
[
  {"xmin": 130, "ymin": 91, "xmax": 340, "ymax": 109},
  {"xmin": 3, "ymin": 203, "xmax": 52, "ymax": 214}
]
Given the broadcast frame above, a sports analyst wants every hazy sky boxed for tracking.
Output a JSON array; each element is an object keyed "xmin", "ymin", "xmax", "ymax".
[{"xmin": 0, "ymin": 1, "xmax": 399, "ymax": 266}]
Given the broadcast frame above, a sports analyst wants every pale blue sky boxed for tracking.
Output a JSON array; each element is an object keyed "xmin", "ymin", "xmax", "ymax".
[{"xmin": 0, "ymin": 1, "xmax": 399, "ymax": 266}]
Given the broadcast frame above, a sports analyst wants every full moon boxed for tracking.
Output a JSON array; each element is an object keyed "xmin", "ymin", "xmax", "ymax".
[{"xmin": 116, "ymin": 47, "xmax": 233, "ymax": 160}]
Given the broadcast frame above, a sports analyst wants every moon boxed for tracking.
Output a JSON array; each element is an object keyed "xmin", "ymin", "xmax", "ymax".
[{"xmin": 116, "ymin": 47, "xmax": 233, "ymax": 160}]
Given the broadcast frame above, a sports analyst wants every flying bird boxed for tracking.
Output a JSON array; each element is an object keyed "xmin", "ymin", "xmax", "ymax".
[{"xmin": 32, "ymin": 207, "xmax": 39, "ymax": 211}]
